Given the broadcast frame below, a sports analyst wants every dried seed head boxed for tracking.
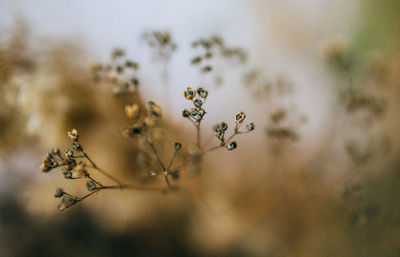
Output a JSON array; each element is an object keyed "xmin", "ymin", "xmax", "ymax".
[
  {"xmin": 197, "ymin": 108, "xmax": 205, "ymax": 118},
  {"xmin": 190, "ymin": 108, "xmax": 199, "ymax": 117},
  {"xmin": 197, "ymin": 87, "xmax": 208, "ymax": 98},
  {"xmin": 214, "ymin": 122, "xmax": 228, "ymax": 139},
  {"xmin": 184, "ymin": 87, "xmax": 196, "ymax": 100},
  {"xmin": 130, "ymin": 124, "xmax": 143, "ymax": 136},
  {"xmin": 234, "ymin": 112, "xmax": 246, "ymax": 123},
  {"xmin": 125, "ymin": 104, "xmax": 140, "ymax": 119},
  {"xmin": 202, "ymin": 65, "xmax": 212, "ymax": 72},
  {"xmin": 67, "ymin": 129, "xmax": 79, "ymax": 142},
  {"xmin": 63, "ymin": 170, "xmax": 72, "ymax": 179},
  {"xmin": 71, "ymin": 163, "xmax": 88, "ymax": 178},
  {"xmin": 174, "ymin": 142, "xmax": 182, "ymax": 151},
  {"xmin": 182, "ymin": 109, "xmax": 190, "ymax": 118},
  {"xmin": 125, "ymin": 60, "xmax": 139, "ymax": 69},
  {"xmin": 63, "ymin": 157, "xmax": 76, "ymax": 171},
  {"xmin": 116, "ymin": 65, "xmax": 124, "ymax": 73},
  {"xmin": 205, "ymin": 52, "xmax": 212, "ymax": 58},
  {"xmin": 112, "ymin": 48, "xmax": 125, "ymax": 59},
  {"xmin": 226, "ymin": 141, "xmax": 237, "ymax": 151},
  {"xmin": 86, "ymin": 180, "xmax": 97, "ymax": 191},
  {"xmin": 194, "ymin": 99, "xmax": 203, "ymax": 108},
  {"xmin": 40, "ymin": 156, "xmax": 54, "ymax": 173},
  {"xmin": 65, "ymin": 150, "xmax": 73, "ymax": 158},
  {"xmin": 215, "ymin": 122, "xmax": 228, "ymax": 132},
  {"xmin": 246, "ymin": 122, "xmax": 255, "ymax": 131},
  {"xmin": 54, "ymin": 188, "xmax": 64, "ymax": 198},
  {"xmin": 40, "ymin": 163, "xmax": 51, "ymax": 173},
  {"xmin": 52, "ymin": 148, "xmax": 60, "ymax": 155},
  {"xmin": 58, "ymin": 197, "xmax": 77, "ymax": 211},
  {"xmin": 131, "ymin": 77, "xmax": 140, "ymax": 86},
  {"xmin": 147, "ymin": 101, "xmax": 162, "ymax": 117},
  {"xmin": 191, "ymin": 56, "xmax": 202, "ymax": 64},
  {"xmin": 72, "ymin": 142, "xmax": 82, "ymax": 151}
]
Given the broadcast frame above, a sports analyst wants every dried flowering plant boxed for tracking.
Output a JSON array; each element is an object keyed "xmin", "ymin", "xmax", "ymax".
[
  {"xmin": 142, "ymin": 30, "xmax": 177, "ymax": 83},
  {"xmin": 41, "ymin": 82, "xmax": 255, "ymax": 211},
  {"xmin": 190, "ymin": 35, "xmax": 247, "ymax": 86},
  {"xmin": 182, "ymin": 87, "xmax": 254, "ymax": 152},
  {"xmin": 243, "ymin": 70, "xmax": 305, "ymax": 154},
  {"xmin": 90, "ymin": 48, "xmax": 140, "ymax": 98}
]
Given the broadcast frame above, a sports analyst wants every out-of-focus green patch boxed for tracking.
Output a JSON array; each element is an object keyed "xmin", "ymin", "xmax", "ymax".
[{"xmin": 351, "ymin": 0, "xmax": 400, "ymax": 63}]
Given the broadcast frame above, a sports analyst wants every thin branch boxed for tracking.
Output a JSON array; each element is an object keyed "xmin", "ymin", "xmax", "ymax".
[
  {"xmin": 78, "ymin": 189, "xmax": 101, "ymax": 202},
  {"xmin": 186, "ymin": 117, "xmax": 198, "ymax": 127},
  {"xmin": 166, "ymin": 150, "xmax": 178, "ymax": 172},
  {"xmin": 87, "ymin": 174, "xmax": 103, "ymax": 187},
  {"xmin": 145, "ymin": 137, "xmax": 166, "ymax": 171},
  {"xmin": 164, "ymin": 175, "xmax": 173, "ymax": 190},
  {"xmin": 101, "ymin": 184, "xmax": 166, "ymax": 192},
  {"xmin": 200, "ymin": 133, "xmax": 215, "ymax": 151},
  {"xmin": 202, "ymin": 129, "xmax": 251, "ymax": 153},
  {"xmin": 82, "ymin": 150, "xmax": 122, "ymax": 185},
  {"xmin": 196, "ymin": 122, "xmax": 201, "ymax": 148}
]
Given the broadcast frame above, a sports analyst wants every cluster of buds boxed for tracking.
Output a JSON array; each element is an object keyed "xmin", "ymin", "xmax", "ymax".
[
  {"xmin": 142, "ymin": 30, "xmax": 178, "ymax": 63},
  {"xmin": 122, "ymin": 101, "xmax": 163, "ymax": 137},
  {"xmin": 191, "ymin": 35, "xmax": 247, "ymax": 76},
  {"xmin": 90, "ymin": 48, "xmax": 140, "ymax": 97},
  {"xmin": 181, "ymin": 86, "xmax": 255, "ymax": 153},
  {"xmin": 213, "ymin": 111, "xmax": 255, "ymax": 151},
  {"xmin": 214, "ymin": 122, "xmax": 228, "ymax": 140},
  {"xmin": 182, "ymin": 87, "xmax": 208, "ymax": 123},
  {"xmin": 342, "ymin": 92, "xmax": 386, "ymax": 117},
  {"xmin": 63, "ymin": 162, "xmax": 88, "ymax": 179},
  {"xmin": 41, "ymin": 129, "xmax": 110, "ymax": 211},
  {"xmin": 54, "ymin": 188, "xmax": 79, "ymax": 211},
  {"xmin": 67, "ymin": 128, "xmax": 79, "ymax": 141},
  {"xmin": 40, "ymin": 150, "xmax": 61, "ymax": 173},
  {"xmin": 40, "ymin": 129, "xmax": 89, "ymax": 178},
  {"xmin": 123, "ymin": 95, "xmax": 184, "ymax": 186}
]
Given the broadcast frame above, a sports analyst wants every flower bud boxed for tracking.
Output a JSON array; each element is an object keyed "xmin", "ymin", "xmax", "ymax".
[
  {"xmin": 234, "ymin": 112, "xmax": 246, "ymax": 123},
  {"xmin": 67, "ymin": 129, "xmax": 79, "ymax": 141},
  {"xmin": 54, "ymin": 188, "xmax": 64, "ymax": 198},
  {"xmin": 182, "ymin": 109, "xmax": 190, "ymax": 117},
  {"xmin": 226, "ymin": 141, "xmax": 237, "ymax": 151},
  {"xmin": 65, "ymin": 150, "xmax": 73, "ymax": 158},
  {"xmin": 174, "ymin": 142, "xmax": 182, "ymax": 151},
  {"xmin": 194, "ymin": 99, "xmax": 203, "ymax": 108},
  {"xmin": 86, "ymin": 180, "xmax": 97, "ymax": 191},
  {"xmin": 184, "ymin": 87, "xmax": 196, "ymax": 100},
  {"xmin": 197, "ymin": 87, "xmax": 208, "ymax": 98},
  {"xmin": 72, "ymin": 143, "xmax": 82, "ymax": 151},
  {"xmin": 246, "ymin": 122, "xmax": 255, "ymax": 131},
  {"xmin": 125, "ymin": 104, "xmax": 140, "ymax": 119},
  {"xmin": 147, "ymin": 101, "xmax": 162, "ymax": 117}
]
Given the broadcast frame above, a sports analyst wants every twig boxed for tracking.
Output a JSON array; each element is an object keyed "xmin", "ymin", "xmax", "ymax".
[
  {"xmin": 82, "ymin": 150, "xmax": 122, "ymax": 185},
  {"xmin": 145, "ymin": 137, "xmax": 166, "ymax": 171}
]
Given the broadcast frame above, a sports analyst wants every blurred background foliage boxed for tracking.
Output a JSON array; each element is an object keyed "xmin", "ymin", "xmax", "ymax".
[{"xmin": 0, "ymin": 0, "xmax": 400, "ymax": 256}]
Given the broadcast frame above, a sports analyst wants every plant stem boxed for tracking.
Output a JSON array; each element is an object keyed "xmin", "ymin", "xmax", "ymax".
[
  {"xmin": 82, "ymin": 150, "xmax": 122, "ymax": 185},
  {"xmin": 202, "ymin": 129, "xmax": 251, "ymax": 153},
  {"xmin": 145, "ymin": 137, "xmax": 166, "ymax": 171},
  {"xmin": 166, "ymin": 150, "xmax": 178, "ymax": 172},
  {"xmin": 196, "ymin": 122, "xmax": 201, "ymax": 148}
]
